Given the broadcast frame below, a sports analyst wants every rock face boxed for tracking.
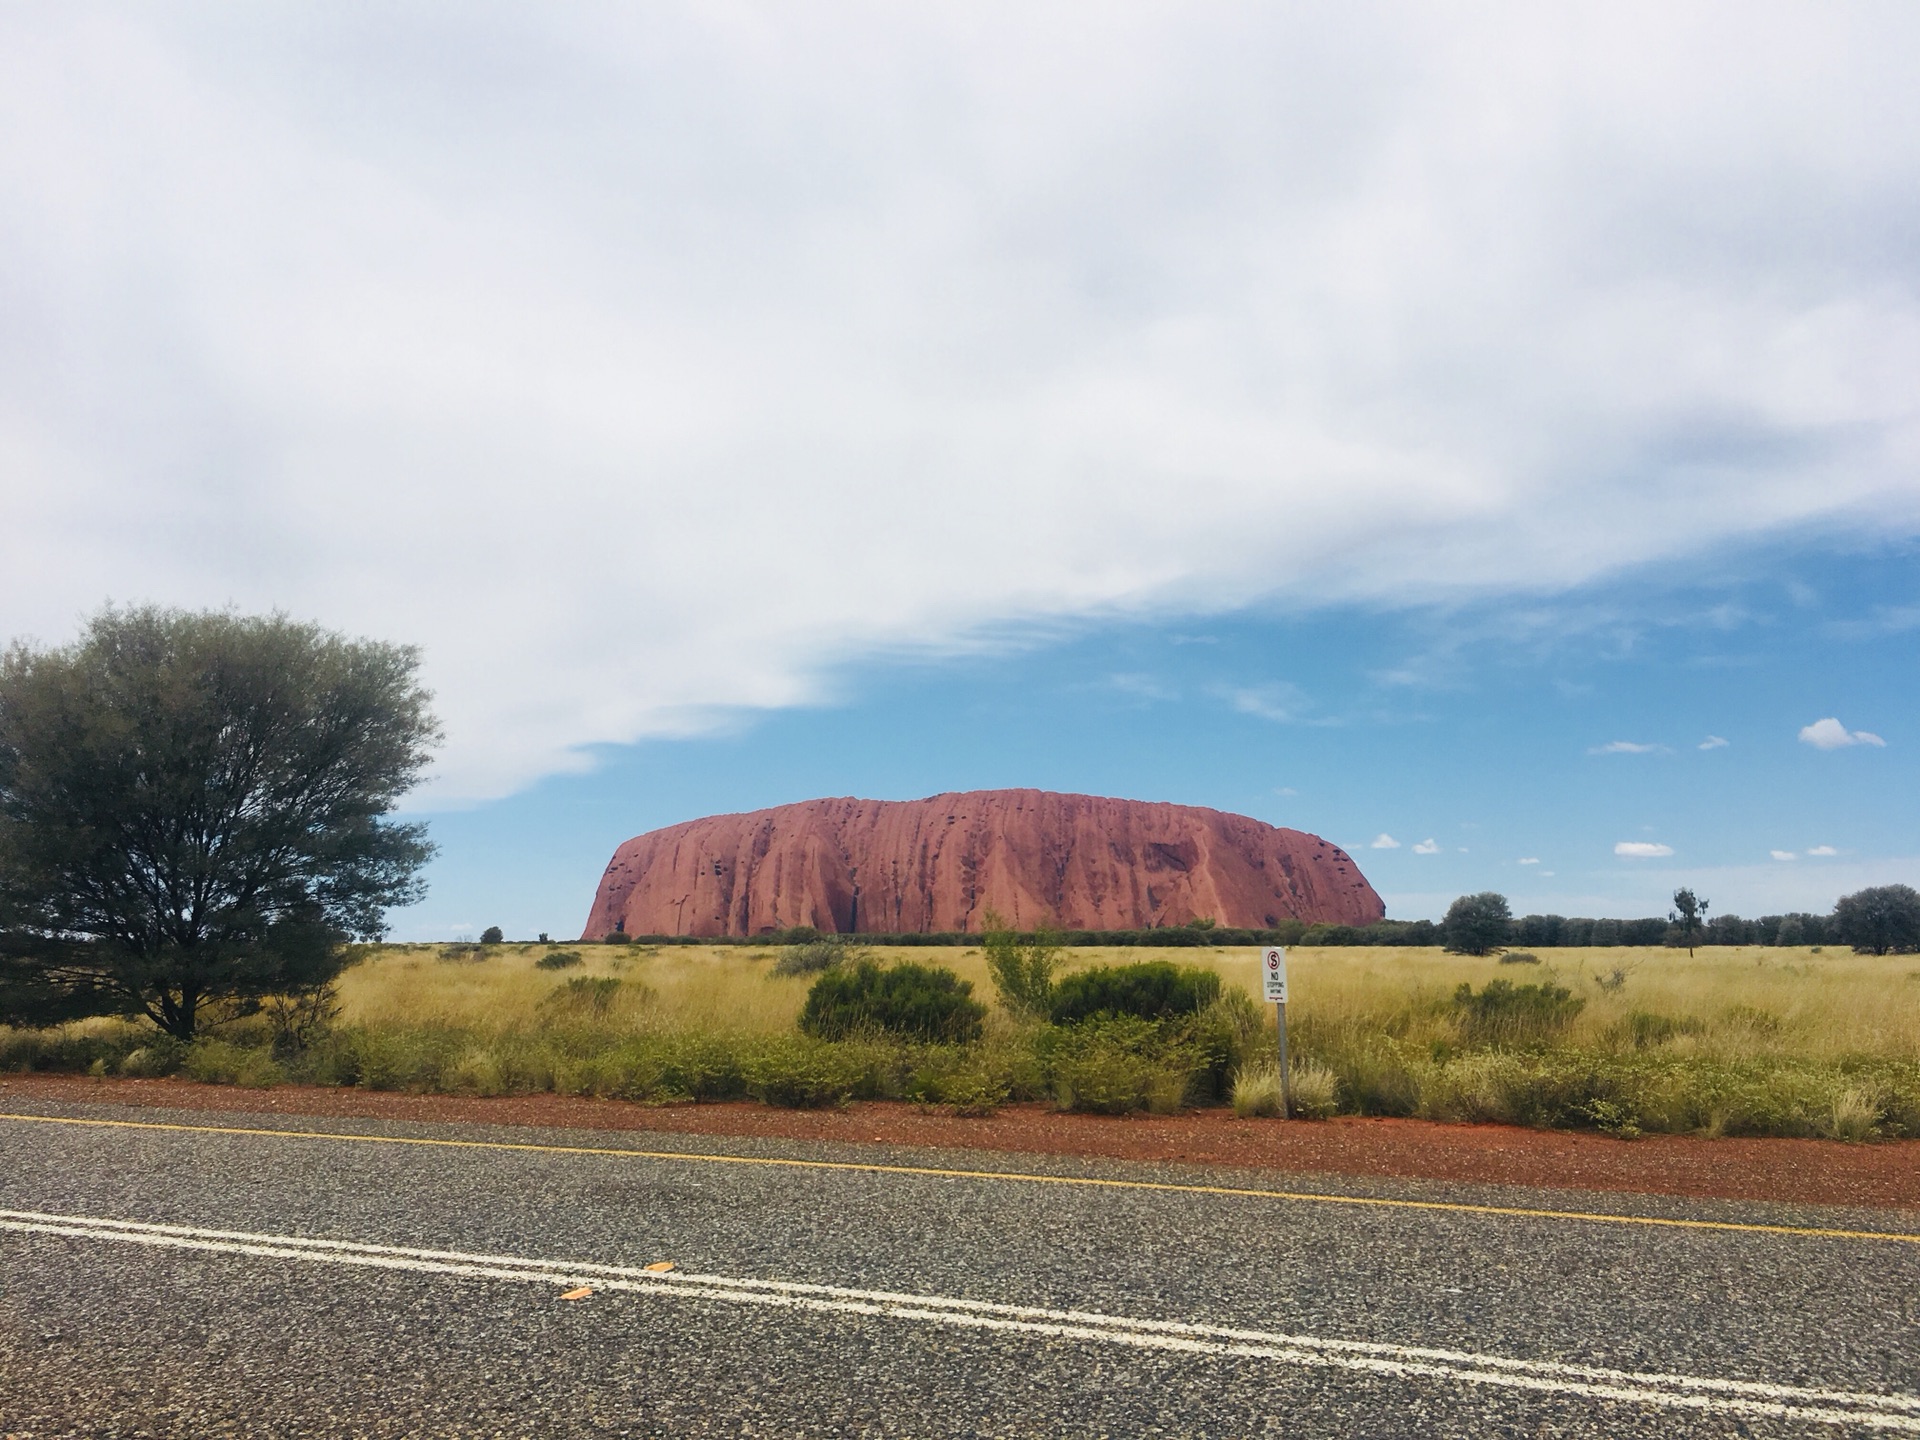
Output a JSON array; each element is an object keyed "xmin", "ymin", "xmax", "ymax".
[{"xmin": 581, "ymin": 789, "xmax": 1384, "ymax": 938}]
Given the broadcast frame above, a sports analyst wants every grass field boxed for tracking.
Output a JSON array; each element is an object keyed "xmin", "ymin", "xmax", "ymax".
[{"xmin": 7, "ymin": 942, "xmax": 1919, "ymax": 1138}]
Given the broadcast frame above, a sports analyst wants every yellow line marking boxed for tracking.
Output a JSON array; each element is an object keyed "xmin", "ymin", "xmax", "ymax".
[{"xmin": 3, "ymin": 1111, "xmax": 1916, "ymax": 1246}]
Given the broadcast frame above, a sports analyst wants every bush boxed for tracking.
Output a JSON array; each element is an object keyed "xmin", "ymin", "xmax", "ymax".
[
  {"xmin": 1498, "ymin": 951, "xmax": 1540, "ymax": 965},
  {"xmin": 1, "ymin": 1025, "xmax": 146, "ymax": 1074},
  {"xmin": 1043, "ymin": 1015, "xmax": 1198, "ymax": 1115},
  {"xmin": 772, "ymin": 936, "xmax": 867, "ymax": 977},
  {"xmin": 535, "ymin": 949, "xmax": 584, "ymax": 970},
  {"xmin": 1290, "ymin": 1059, "xmax": 1341, "ymax": 1119},
  {"xmin": 479, "ymin": 926, "xmax": 504, "ymax": 945},
  {"xmin": 265, "ymin": 984, "xmax": 339, "ymax": 1058},
  {"xmin": 182, "ymin": 1038, "xmax": 284, "ymax": 1088},
  {"xmin": 904, "ymin": 1039, "xmax": 1042, "ymax": 1116},
  {"xmin": 982, "ymin": 911, "xmax": 1059, "ymax": 1019},
  {"xmin": 738, "ymin": 1035, "xmax": 882, "ymax": 1107},
  {"xmin": 1451, "ymin": 979, "xmax": 1584, "ymax": 1045},
  {"xmin": 118, "ymin": 1038, "xmax": 188, "ymax": 1077},
  {"xmin": 1442, "ymin": 893, "xmax": 1513, "ymax": 955},
  {"xmin": 1820, "ymin": 1086, "xmax": 1883, "ymax": 1142},
  {"xmin": 1230, "ymin": 1063, "xmax": 1283, "ymax": 1118},
  {"xmin": 798, "ymin": 961, "xmax": 986, "ymax": 1043},
  {"xmin": 1612, "ymin": 1011, "xmax": 1707, "ymax": 1050},
  {"xmin": 542, "ymin": 977, "xmax": 623, "ymax": 1014},
  {"xmin": 1048, "ymin": 961, "xmax": 1221, "ymax": 1025},
  {"xmin": 1325, "ymin": 1042, "xmax": 1423, "ymax": 1116}
]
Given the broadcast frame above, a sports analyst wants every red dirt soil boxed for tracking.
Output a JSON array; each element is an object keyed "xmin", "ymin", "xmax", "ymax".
[{"xmin": 4, "ymin": 1074, "xmax": 1915, "ymax": 1211}]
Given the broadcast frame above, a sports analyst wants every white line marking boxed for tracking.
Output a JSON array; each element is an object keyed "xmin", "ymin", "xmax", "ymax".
[{"xmin": 5, "ymin": 1209, "xmax": 1916, "ymax": 1430}]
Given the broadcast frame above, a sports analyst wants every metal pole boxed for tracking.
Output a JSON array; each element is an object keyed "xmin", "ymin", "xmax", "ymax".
[{"xmin": 1275, "ymin": 1000, "xmax": 1291, "ymax": 1120}]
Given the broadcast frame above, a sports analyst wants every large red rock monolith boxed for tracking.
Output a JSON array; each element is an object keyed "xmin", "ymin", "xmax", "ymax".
[{"xmin": 581, "ymin": 789, "xmax": 1383, "ymax": 938}]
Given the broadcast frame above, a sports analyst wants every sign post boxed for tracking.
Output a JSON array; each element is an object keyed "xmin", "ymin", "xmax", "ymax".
[{"xmin": 1262, "ymin": 946, "xmax": 1291, "ymax": 1120}]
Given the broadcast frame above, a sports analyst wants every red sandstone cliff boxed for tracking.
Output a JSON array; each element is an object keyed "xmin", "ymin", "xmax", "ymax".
[{"xmin": 581, "ymin": 790, "xmax": 1383, "ymax": 939}]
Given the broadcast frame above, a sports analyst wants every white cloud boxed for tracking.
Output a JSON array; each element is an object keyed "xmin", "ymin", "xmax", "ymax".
[
  {"xmin": 1104, "ymin": 672, "xmax": 1178, "ymax": 702},
  {"xmin": 1770, "ymin": 849, "xmax": 1797, "ymax": 861},
  {"xmin": 1370, "ymin": 833, "xmax": 1401, "ymax": 850},
  {"xmin": 1615, "ymin": 841, "xmax": 1675, "ymax": 858},
  {"xmin": 1225, "ymin": 684, "xmax": 1306, "ymax": 724},
  {"xmin": 2, "ymin": 9, "xmax": 1919, "ymax": 802},
  {"xmin": 1698, "ymin": 735, "xmax": 1729, "ymax": 750},
  {"xmin": 1274, "ymin": 786, "xmax": 1299, "ymax": 797},
  {"xmin": 1412, "ymin": 839, "xmax": 1441, "ymax": 855},
  {"xmin": 1805, "ymin": 844, "xmax": 1839, "ymax": 856},
  {"xmin": 1799, "ymin": 718, "xmax": 1887, "ymax": 750},
  {"xmin": 1588, "ymin": 741, "xmax": 1666, "ymax": 755},
  {"xmin": 1518, "ymin": 857, "xmax": 1540, "ymax": 865}
]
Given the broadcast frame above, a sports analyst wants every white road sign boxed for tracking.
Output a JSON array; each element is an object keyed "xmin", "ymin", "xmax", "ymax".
[{"xmin": 1262, "ymin": 946, "xmax": 1288, "ymax": 1004}]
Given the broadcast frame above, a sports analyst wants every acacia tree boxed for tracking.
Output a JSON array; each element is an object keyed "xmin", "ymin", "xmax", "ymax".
[
  {"xmin": 1832, "ymin": 884, "xmax": 1920, "ymax": 955},
  {"xmin": 0, "ymin": 607, "xmax": 439, "ymax": 1039},
  {"xmin": 1669, "ymin": 888, "xmax": 1709, "ymax": 957},
  {"xmin": 1441, "ymin": 893, "xmax": 1512, "ymax": 955}
]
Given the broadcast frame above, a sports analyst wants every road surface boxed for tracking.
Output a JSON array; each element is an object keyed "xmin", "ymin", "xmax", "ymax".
[{"xmin": 1, "ymin": 1096, "xmax": 1916, "ymax": 1437}]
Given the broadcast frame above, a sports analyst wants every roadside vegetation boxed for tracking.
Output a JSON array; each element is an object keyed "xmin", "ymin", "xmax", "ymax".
[
  {"xmin": 9, "ymin": 608, "xmax": 1909, "ymax": 1139},
  {"xmin": 6, "ymin": 936, "xmax": 1918, "ymax": 1140}
]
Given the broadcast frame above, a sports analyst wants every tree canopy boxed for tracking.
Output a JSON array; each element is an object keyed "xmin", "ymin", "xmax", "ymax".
[
  {"xmin": 1441, "ymin": 892, "xmax": 1512, "ymax": 955},
  {"xmin": 1832, "ymin": 884, "xmax": 1920, "ymax": 955},
  {"xmin": 0, "ymin": 607, "xmax": 439, "ymax": 1039}
]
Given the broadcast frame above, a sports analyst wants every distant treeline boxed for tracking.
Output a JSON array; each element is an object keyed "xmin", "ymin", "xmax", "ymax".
[{"xmin": 592, "ymin": 912, "xmax": 1838, "ymax": 949}]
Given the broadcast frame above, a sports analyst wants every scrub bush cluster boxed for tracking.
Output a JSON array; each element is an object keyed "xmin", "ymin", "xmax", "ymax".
[{"xmin": 7, "ymin": 935, "xmax": 1919, "ymax": 1139}]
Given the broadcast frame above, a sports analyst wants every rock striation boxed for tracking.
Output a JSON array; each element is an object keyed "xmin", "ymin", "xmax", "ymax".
[{"xmin": 582, "ymin": 789, "xmax": 1383, "ymax": 938}]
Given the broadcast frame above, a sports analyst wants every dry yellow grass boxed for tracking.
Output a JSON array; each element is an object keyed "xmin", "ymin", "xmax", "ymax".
[{"xmin": 336, "ymin": 942, "xmax": 1920, "ymax": 1063}]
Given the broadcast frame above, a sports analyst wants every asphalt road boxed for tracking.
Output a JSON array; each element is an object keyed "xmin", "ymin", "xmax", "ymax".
[{"xmin": 1, "ymin": 1099, "xmax": 1917, "ymax": 1438}]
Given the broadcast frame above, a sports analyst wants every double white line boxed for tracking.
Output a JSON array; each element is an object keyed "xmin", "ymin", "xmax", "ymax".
[{"xmin": 6, "ymin": 1207, "xmax": 1918, "ymax": 1431}]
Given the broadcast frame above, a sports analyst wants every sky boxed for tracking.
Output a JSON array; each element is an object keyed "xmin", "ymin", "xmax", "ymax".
[{"xmin": 1, "ymin": 3, "xmax": 1916, "ymax": 938}]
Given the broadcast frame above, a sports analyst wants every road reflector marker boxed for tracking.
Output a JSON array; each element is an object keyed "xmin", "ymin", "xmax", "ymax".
[
  {"xmin": 644, "ymin": 1261, "xmax": 675, "ymax": 1272},
  {"xmin": 558, "ymin": 1286, "xmax": 593, "ymax": 1300}
]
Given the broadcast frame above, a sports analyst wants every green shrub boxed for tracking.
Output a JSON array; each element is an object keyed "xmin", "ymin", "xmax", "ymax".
[
  {"xmin": 1181, "ymin": 989, "xmax": 1266, "ymax": 1102},
  {"xmin": 982, "ymin": 911, "xmax": 1059, "ymax": 1019},
  {"xmin": 1498, "ymin": 951, "xmax": 1541, "ymax": 966},
  {"xmin": 181, "ymin": 1039, "xmax": 284, "ymax": 1088},
  {"xmin": 904, "ymin": 1038, "xmax": 1046, "ymax": 1115},
  {"xmin": 1048, "ymin": 961, "xmax": 1221, "ymax": 1025},
  {"xmin": 1335, "ymin": 1042, "xmax": 1423, "ymax": 1116},
  {"xmin": 1042, "ymin": 1015, "xmax": 1200, "ymax": 1115},
  {"xmin": 1, "ymin": 1026, "xmax": 146, "ymax": 1074},
  {"xmin": 1451, "ymin": 979, "xmax": 1584, "ymax": 1045},
  {"xmin": 543, "ymin": 977, "xmax": 622, "ymax": 1014},
  {"xmin": 535, "ymin": 949, "xmax": 584, "ymax": 970},
  {"xmin": 798, "ymin": 961, "xmax": 986, "ymax": 1043},
  {"xmin": 738, "ymin": 1034, "xmax": 890, "ymax": 1107}
]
